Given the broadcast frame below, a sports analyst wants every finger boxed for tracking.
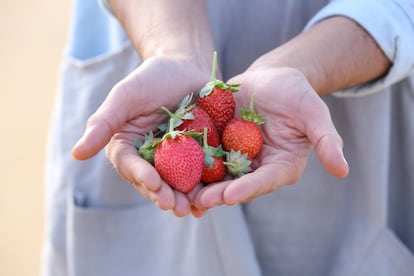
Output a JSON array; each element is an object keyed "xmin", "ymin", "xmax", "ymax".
[
  {"xmin": 301, "ymin": 95, "xmax": 349, "ymax": 178},
  {"xmin": 191, "ymin": 206, "xmax": 207, "ymax": 218},
  {"xmin": 186, "ymin": 183, "xmax": 205, "ymax": 202},
  {"xmin": 105, "ymin": 136, "xmax": 163, "ymax": 192},
  {"xmin": 187, "ymin": 184, "xmax": 208, "ymax": 217},
  {"xmin": 192, "ymin": 181, "xmax": 229, "ymax": 209},
  {"xmin": 222, "ymin": 163, "xmax": 299, "ymax": 205},
  {"xmin": 314, "ymin": 133, "xmax": 349, "ymax": 178},
  {"xmin": 72, "ymin": 83, "xmax": 131, "ymax": 160},
  {"xmin": 106, "ymin": 135, "xmax": 182, "ymax": 211},
  {"xmin": 133, "ymin": 180, "xmax": 176, "ymax": 211},
  {"xmin": 172, "ymin": 191, "xmax": 192, "ymax": 217}
]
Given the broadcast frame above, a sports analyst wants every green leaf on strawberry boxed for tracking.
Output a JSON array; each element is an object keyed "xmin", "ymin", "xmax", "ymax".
[
  {"xmin": 135, "ymin": 131, "xmax": 161, "ymax": 164},
  {"xmin": 240, "ymin": 94, "xmax": 265, "ymax": 125},
  {"xmin": 199, "ymin": 51, "xmax": 240, "ymax": 98},
  {"xmin": 223, "ymin": 150, "xmax": 252, "ymax": 177}
]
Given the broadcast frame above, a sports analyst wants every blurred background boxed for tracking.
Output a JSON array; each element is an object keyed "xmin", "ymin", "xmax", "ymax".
[{"xmin": 0, "ymin": 0, "xmax": 70, "ymax": 275}]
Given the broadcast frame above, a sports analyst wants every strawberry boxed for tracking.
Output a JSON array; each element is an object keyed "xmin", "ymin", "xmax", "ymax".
[
  {"xmin": 178, "ymin": 105, "xmax": 220, "ymax": 147},
  {"xmin": 202, "ymin": 158, "xmax": 226, "ymax": 184},
  {"xmin": 200, "ymin": 128, "xmax": 226, "ymax": 184},
  {"xmin": 154, "ymin": 132, "xmax": 204, "ymax": 193},
  {"xmin": 171, "ymin": 94, "xmax": 220, "ymax": 147},
  {"xmin": 222, "ymin": 94, "xmax": 264, "ymax": 160},
  {"xmin": 152, "ymin": 106, "xmax": 204, "ymax": 193},
  {"xmin": 197, "ymin": 51, "xmax": 239, "ymax": 135}
]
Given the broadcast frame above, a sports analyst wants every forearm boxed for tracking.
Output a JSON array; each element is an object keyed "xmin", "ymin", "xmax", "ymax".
[
  {"xmin": 249, "ymin": 16, "xmax": 391, "ymax": 96},
  {"xmin": 109, "ymin": 0, "xmax": 215, "ymax": 66}
]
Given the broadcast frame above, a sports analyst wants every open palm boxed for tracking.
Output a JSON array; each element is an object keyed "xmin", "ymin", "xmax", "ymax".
[
  {"xmin": 192, "ymin": 67, "xmax": 349, "ymax": 210},
  {"xmin": 72, "ymin": 55, "xmax": 211, "ymax": 216}
]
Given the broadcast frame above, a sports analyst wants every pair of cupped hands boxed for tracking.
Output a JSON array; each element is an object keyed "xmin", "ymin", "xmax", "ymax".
[{"xmin": 72, "ymin": 53, "xmax": 349, "ymax": 218}]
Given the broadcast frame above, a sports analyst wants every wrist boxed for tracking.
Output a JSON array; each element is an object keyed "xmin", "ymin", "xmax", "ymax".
[
  {"xmin": 247, "ymin": 44, "xmax": 327, "ymax": 96},
  {"xmin": 247, "ymin": 16, "xmax": 390, "ymax": 96},
  {"xmin": 110, "ymin": 0, "xmax": 215, "ymax": 68},
  {"xmin": 153, "ymin": 49, "xmax": 216, "ymax": 78}
]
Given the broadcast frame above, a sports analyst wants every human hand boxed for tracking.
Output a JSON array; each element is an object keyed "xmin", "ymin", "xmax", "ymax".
[
  {"xmin": 72, "ymin": 54, "xmax": 211, "ymax": 217},
  {"xmin": 192, "ymin": 67, "xmax": 349, "ymax": 210}
]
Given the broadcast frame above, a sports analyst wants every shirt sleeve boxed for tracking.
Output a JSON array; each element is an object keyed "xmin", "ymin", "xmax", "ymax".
[{"xmin": 305, "ymin": 0, "xmax": 414, "ymax": 97}]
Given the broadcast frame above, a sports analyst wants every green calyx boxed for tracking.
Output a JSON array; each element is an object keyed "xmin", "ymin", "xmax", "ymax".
[
  {"xmin": 223, "ymin": 150, "xmax": 252, "ymax": 177},
  {"xmin": 176, "ymin": 93, "xmax": 196, "ymax": 117},
  {"xmin": 139, "ymin": 97, "xmax": 202, "ymax": 162},
  {"xmin": 160, "ymin": 93, "xmax": 196, "ymax": 132},
  {"xmin": 164, "ymin": 130, "xmax": 202, "ymax": 141},
  {"xmin": 162, "ymin": 101, "xmax": 202, "ymax": 140},
  {"xmin": 240, "ymin": 93, "xmax": 265, "ymax": 125},
  {"xmin": 161, "ymin": 103, "xmax": 201, "ymax": 140},
  {"xmin": 135, "ymin": 131, "xmax": 161, "ymax": 164},
  {"xmin": 199, "ymin": 51, "xmax": 240, "ymax": 98},
  {"xmin": 138, "ymin": 95, "xmax": 204, "ymax": 164}
]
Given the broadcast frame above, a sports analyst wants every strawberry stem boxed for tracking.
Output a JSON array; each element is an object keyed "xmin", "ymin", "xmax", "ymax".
[
  {"xmin": 210, "ymin": 51, "xmax": 218, "ymax": 82},
  {"xmin": 161, "ymin": 106, "xmax": 175, "ymax": 119},
  {"xmin": 199, "ymin": 51, "xmax": 240, "ymax": 97},
  {"xmin": 161, "ymin": 106, "xmax": 178, "ymax": 133},
  {"xmin": 249, "ymin": 93, "xmax": 255, "ymax": 112},
  {"xmin": 240, "ymin": 93, "xmax": 265, "ymax": 125}
]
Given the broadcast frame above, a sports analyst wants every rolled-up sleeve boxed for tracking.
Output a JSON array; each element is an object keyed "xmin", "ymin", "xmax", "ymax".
[{"xmin": 305, "ymin": 0, "xmax": 414, "ymax": 97}]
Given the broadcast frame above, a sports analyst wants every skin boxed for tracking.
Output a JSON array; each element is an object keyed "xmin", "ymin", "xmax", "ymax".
[{"xmin": 72, "ymin": 1, "xmax": 391, "ymax": 217}]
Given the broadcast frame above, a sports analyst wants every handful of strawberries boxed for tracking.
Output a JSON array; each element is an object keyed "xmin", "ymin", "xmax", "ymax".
[{"xmin": 136, "ymin": 52, "xmax": 264, "ymax": 193}]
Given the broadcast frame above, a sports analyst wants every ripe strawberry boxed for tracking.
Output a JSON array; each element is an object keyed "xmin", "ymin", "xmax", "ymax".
[
  {"xmin": 200, "ymin": 128, "xmax": 226, "ymax": 184},
  {"xmin": 154, "ymin": 132, "xmax": 204, "ymax": 193},
  {"xmin": 222, "ymin": 94, "xmax": 264, "ymax": 160},
  {"xmin": 173, "ymin": 95, "xmax": 220, "ymax": 147},
  {"xmin": 150, "ymin": 106, "xmax": 205, "ymax": 193},
  {"xmin": 202, "ymin": 158, "xmax": 226, "ymax": 184},
  {"xmin": 197, "ymin": 51, "xmax": 239, "ymax": 135}
]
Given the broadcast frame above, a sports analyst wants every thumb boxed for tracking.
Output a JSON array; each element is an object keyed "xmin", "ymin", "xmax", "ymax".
[
  {"xmin": 303, "ymin": 97, "xmax": 349, "ymax": 178},
  {"xmin": 72, "ymin": 85, "xmax": 129, "ymax": 160},
  {"xmin": 314, "ymin": 133, "xmax": 349, "ymax": 178}
]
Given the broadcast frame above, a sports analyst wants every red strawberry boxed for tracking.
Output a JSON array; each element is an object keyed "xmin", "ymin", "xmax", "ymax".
[
  {"xmin": 154, "ymin": 132, "xmax": 204, "ymax": 193},
  {"xmin": 152, "ymin": 106, "xmax": 204, "ymax": 193},
  {"xmin": 197, "ymin": 51, "xmax": 239, "ymax": 135},
  {"xmin": 202, "ymin": 158, "xmax": 226, "ymax": 184},
  {"xmin": 222, "ymin": 94, "xmax": 264, "ymax": 160},
  {"xmin": 200, "ymin": 128, "xmax": 226, "ymax": 184},
  {"xmin": 162, "ymin": 94, "xmax": 220, "ymax": 147}
]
